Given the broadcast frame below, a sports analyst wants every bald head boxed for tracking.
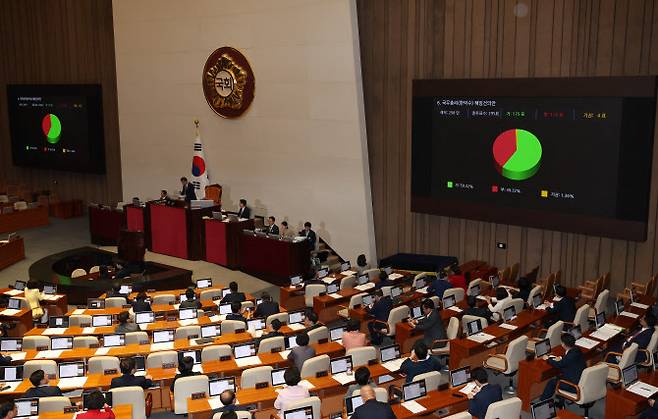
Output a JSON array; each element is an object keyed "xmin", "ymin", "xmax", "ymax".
[
  {"xmin": 220, "ymin": 389, "xmax": 235, "ymax": 406},
  {"xmin": 360, "ymin": 385, "xmax": 375, "ymax": 401}
]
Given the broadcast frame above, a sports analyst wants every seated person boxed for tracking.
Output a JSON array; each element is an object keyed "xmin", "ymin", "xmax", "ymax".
[
  {"xmin": 254, "ymin": 292, "xmax": 279, "ymax": 318},
  {"xmin": 214, "ymin": 389, "xmax": 247, "ymax": 413},
  {"xmin": 366, "ymin": 290, "xmax": 393, "ymax": 345},
  {"xmin": 273, "ymin": 367, "xmax": 310, "ymax": 417},
  {"xmin": 467, "ymin": 367, "xmax": 503, "ymax": 418},
  {"xmin": 376, "ymin": 271, "xmax": 396, "ymax": 289},
  {"xmin": 546, "ymin": 285, "xmax": 576, "ymax": 325},
  {"xmin": 258, "ymin": 319, "xmax": 284, "ymax": 347},
  {"xmin": 0, "ymin": 401, "xmax": 15, "ymax": 419},
  {"xmin": 115, "ymin": 311, "xmax": 138, "ymax": 334},
  {"xmin": 226, "ymin": 302, "xmax": 247, "ymax": 323},
  {"xmin": 356, "ymin": 254, "xmax": 370, "ymax": 274},
  {"xmin": 540, "ymin": 333, "xmax": 586, "ymax": 403},
  {"xmin": 220, "ymin": 281, "xmax": 246, "ymax": 304},
  {"xmin": 170, "ymin": 356, "xmax": 200, "ymax": 392},
  {"xmin": 641, "ymin": 393, "xmax": 658, "ymax": 419},
  {"xmin": 77, "ymin": 390, "xmax": 115, "ymax": 419},
  {"xmin": 610, "ymin": 313, "xmax": 656, "ymax": 363},
  {"xmin": 351, "ymin": 386, "xmax": 396, "ymax": 419},
  {"xmin": 448, "ymin": 265, "xmax": 468, "ymax": 292},
  {"xmin": 464, "ymin": 295, "xmax": 494, "ymax": 323},
  {"xmin": 106, "ymin": 282, "xmax": 127, "ymax": 300},
  {"xmin": 342, "ymin": 319, "xmax": 367, "ymax": 351},
  {"xmin": 111, "ymin": 358, "xmax": 153, "ymax": 389},
  {"xmin": 485, "ymin": 288, "xmax": 512, "ymax": 321},
  {"xmin": 180, "ymin": 288, "xmax": 202, "ymax": 310},
  {"xmin": 399, "ymin": 340, "xmax": 442, "ymax": 383},
  {"xmin": 279, "ymin": 221, "xmax": 292, "ymax": 238},
  {"xmin": 131, "ymin": 291, "xmax": 151, "ymax": 312},
  {"xmin": 287, "ymin": 332, "xmax": 315, "ymax": 372},
  {"xmin": 304, "ymin": 310, "xmax": 322, "ymax": 331},
  {"xmin": 24, "ymin": 369, "xmax": 63, "ymax": 398},
  {"xmin": 344, "ymin": 366, "xmax": 375, "ymax": 399},
  {"xmin": 428, "ymin": 271, "xmax": 452, "ymax": 299},
  {"xmin": 514, "ymin": 276, "xmax": 533, "ymax": 302}
]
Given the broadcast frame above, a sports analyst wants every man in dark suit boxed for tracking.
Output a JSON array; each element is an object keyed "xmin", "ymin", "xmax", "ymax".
[
  {"xmin": 264, "ymin": 216, "xmax": 280, "ymax": 235},
  {"xmin": 106, "ymin": 282, "xmax": 127, "ymax": 299},
  {"xmin": 180, "ymin": 288, "xmax": 202, "ymax": 309},
  {"xmin": 220, "ymin": 282, "xmax": 246, "ymax": 304},
  {"xmin": 408, "ymin": 299, "xmax": 447, "ymax": 347},
  {"xmin": 258, "ymin": 319, "xmax": 284, "ymax": 348},
  {"xmin": 399, "ymin": 340, "xmax": 442, "ymax": 382},
  {"xmin": 180, "ymin": 177, "xmax": 197, "ymax": 202},
  {"xmin": 304, "ymin": 310, "xmax": 323, "ymax": 332},
  {"xmin": 213, "ymin": 389, "xmax": 248, "ymax": 414},
  {"xmin": 464, "ymin": 295, "xmax": 494, "ymax": 323},
  {"xmin": 467, "ymin": 367, "xmax": 503, "ymax": 419},
  {"xmin": 226, "ymin": 302, "xmax": 247, "ymax": 323},
  {"xmin": 540, "ymin": 333, "xmax": 586, "ymax": 402},
  {"xmin": 131, "ymin": 291, "xmax": 151, "ymax": 313},
  {"xmin": 641, "ymin": 394, "xmax": 658, "ymax": 418},
  {"xmin": 427, "ymin": 271, "xmax": 452, "ymax": 299},
  {"xmin": 300, "ymin": 221, "xmax": 316, "ymax": 249},
  {"xmin": 24, "ymin": 370, "xmax": 63, "ymax": 398},
  {"xmin": 376, "ymin": 271, "xmax": 397, "ymax": 289},
  {"xmin": 366, "ymin": 290, "xmax": 393, "ymax": 345},
  {"xmin": 111, "ymin": 358, "xmax": 153, "ymax": 389},
  {"xmin": 351, "ymin": 386, "xmax": 396, "ymax": 419},
  {"xmin": 237, "ymin": 199, "xmax": 250, "ymax": 219},
  {"xmin": 254, "ymin": 292, "xmax": 279, "ymax": 318},
  {"xmin": 611, "ymin": 314, "xmax": 656, "ymax": 363},
  {"xmin": 546, "ymin": 285, "xmax": 577, "ymax": 326}
]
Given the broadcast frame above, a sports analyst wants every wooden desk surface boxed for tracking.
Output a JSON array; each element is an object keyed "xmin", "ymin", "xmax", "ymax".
[
  {"xmin": 39, "ymin": 404, "xmax": 132, "ymax": 419},
  {"xmin": 0, "ymin": 237, "xmax": 25, "ymax": 271},
  {"xmin": 606, "ymin": 369, "xmax": 658, "ymax": 418}
]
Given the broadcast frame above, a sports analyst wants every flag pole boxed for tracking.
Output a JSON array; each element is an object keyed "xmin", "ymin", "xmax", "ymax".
[{"xmin": 194, "ymin": 118, "xmax": 200, "ymax": 137}]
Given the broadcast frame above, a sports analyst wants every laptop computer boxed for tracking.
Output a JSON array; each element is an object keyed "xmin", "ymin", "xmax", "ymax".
[
  {"xmin": 615, "ymin": 299, "xmax": 625, "ymax": 316},
  {"xmin": 103, "ymin": 334, "xmax": 125, "ymax": 347},
  {"xmin": 7, "ymin": 298, "xmax": 21, "ymax": 310},
  {"xmin": 317, "ymin": 268, "xmax": 329, "ymax": 279},
  {"xmin": 196, "ymin": 278, "xmax": 212, "ymax": 289},
  {"xmin": 201, "ymin": 325, "xmax": 221, "ymax": 338},
  {"xmin": 443, "ymin": 294, "xmax": 457, "ymax": 309},
  {"xmin": 153, "ymin": 330, "xmax": 174, "ymax": 343},
  {"xmin": 361, "ymin": 294, "xmax": 373, "ymax": 306},
  {"xmin": 466, "ymin": 319, "xmax": 483, "ymax": 336},
  {"xmin": 402, "ymin": 380, "xmax": 427, "ymax": 401},
  {"xmin": 0, "ymin": 365, "xmax": 23, "ymax": 382},
  {"xmin": 532, "ymin": 293, "xmax": 543, "ymax": 309},
  {"xmin": 330, "ymin": 326, "xmax": 346, "ymax": 342},
  {"xmin": 489, "ymin": 275, "xmax": 500, "ymax": 289},
  {"xmin": 87, "ymin": 298, "xmax": 105, "ymax": 309},
  {"xmin": 341, "ymin": 261, "xmax": 351, "ymax": 272},
  {"xmin": 330, "ymin": 355, "xmax": 353, "ymax": 374},
  {"xmin": 14, "ymin": 398, "xmax": 38, "ymax": 418},
  {"xmin": 450, "ymin": 366, "xmax": 471, "ymax": 387},
  {"xmin": 345, "ymin": 395, "xmax": 365, "ymax": 416},
  {"xmin": 415, "ymin": 277, "xmax": 426, "ymax": 289},
  {"xmin": 209, "ymin": 377, "xmax": 236, "ymax": 397},
  {"xmin": 534, "ymin": 338, "xmax": 551, "ymax": 358},
  {"xmin": 179, "ymin": 308, "xmax": 198, "ymax": 320},
  {"xmin": 272, "ymin": 368, "xmax": 287, "ymax": 386},
  {"xmin": 119, "ymin": 285, "xmax": 132, "ymax": 295},
  {"xmin": 290, "ymin": 276, "xmax": 303, "ymax": 287},
  {"xmin": 411, "ymin": 306, "xmax": 423, "ymax": 320},
  {"xmin": 247, "ymin": 318, "xmax": 266, "ymax": 331},
  {"xmin": 595, "ymin": 311, "xmax": 606, "ymax": 329},
  {"xmin": 49, "ymin": 316, "xmax": 69, "ymax": 328},
  {"xmin": 383, "ymin": 267, "xmax": 393, "ymax": 275},
  {"xmin": 327, "ymin": 282, "xmax": 340, "ymax": 294},
  {"xmin": 283, "ymin": 406, "xmax": 314, "ymax": 419},
  {"xmin": 51, "ymin": 336, "xmax": 73, "ymax": 350},
  {"xmin": 503, "ymin": 305, "xmax": 517, "ymax": 322},
  {"xmin": 221, "ymin": 288, "xmax": 232, "ymax": 298},
  {"xmin": 357, "ymin": 275, "xmax": 368, "ymax": 285},
  {"xmin": 135, "ymin": 311, "xmax": 155, "ymax": 325},
  {"xmin": 531, "ymin": 398, "xmax": 557, "ymax": 419},
  {"xmin": 288, "ymin": 311, "xmax": 305, "ymax": 325},
  {"xmin": 0, "ymin": 338, "xmax": 22, "ymax": 351},
  {"xmin": 380, "ymin": 344, "xmax": 401, "ymax": 363},
  {"xmin": 133, "ymin": 356, "xmax": 146, "ymax": 376},
  {"xmin": 218, "ymin": 304, "xmax": 232, "ymax": 315},
  {"xmin": 59, "ymin": 361, "xmax": 85, "ymax": 378},
  {"xmin": 179, "ymin": 349, "xmax": 201, "ymax": 365},
  {"xmin": 233, "ymin": 343, "xmax": 256, "ymax": 359},
  {"xmin": 92, "ymin": 314, "xmax": 113, "ymax": 327},
  {"xmin": 469, "ymin": 284, "xmax": 481, "ymax": 296},
  {"xmin": 13, "ymin": 281, "xmax": 25, "ymax": 291},
  {"xmin": 569, "ymin": 325, "xmax": 582, "ymax": 340},
  {"xmin": 43, "ymin": 283, "xmax": 57, "ymax": 295}
]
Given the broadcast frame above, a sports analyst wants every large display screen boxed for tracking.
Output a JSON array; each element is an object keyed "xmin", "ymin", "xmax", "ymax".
[
  {"xmin": 411, "ymin": 77, "xmax": 657, "ymax": 241},
  {"xmin": 6, "ymin": 84, "xmax": 105, "ymax": 173}
]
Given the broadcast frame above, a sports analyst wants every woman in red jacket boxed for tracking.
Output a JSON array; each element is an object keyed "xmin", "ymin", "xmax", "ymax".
[{"xmin": 78, "ymin": 390, "xmax": 115, "ymax": 419}]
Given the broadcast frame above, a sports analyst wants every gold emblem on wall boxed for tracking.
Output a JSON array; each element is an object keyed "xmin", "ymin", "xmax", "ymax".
[{"xmin": 202, "ymin": 47, "xmax": 255, "ymax": 118}]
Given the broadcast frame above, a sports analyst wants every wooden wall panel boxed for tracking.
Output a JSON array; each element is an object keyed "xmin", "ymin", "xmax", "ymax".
[
  {"xmin": 0, "ymin": 0, "xmax": 122, "ymax": 204},
  {"xmin": 357, "ymin": 0, "xmax": 658, "ymax": 292}
]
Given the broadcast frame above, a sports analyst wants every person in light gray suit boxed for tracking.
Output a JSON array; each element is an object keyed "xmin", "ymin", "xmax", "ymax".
[
  {"xmin": 408, "ymin": 299, "xmax": 447, "ymax": 347},
  {"xmin": 287, "ymin": 331, "xmax": 316, "ymax": 372}
]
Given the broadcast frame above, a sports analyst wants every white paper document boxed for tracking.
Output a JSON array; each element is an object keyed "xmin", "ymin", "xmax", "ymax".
[
  {"xmin": 58, "ymin": 376, "xmax": 88, "ymax": 389},
  {"xmin": 3, "ymin": 290, "xmax": 21, "ymax": 296},
  {"xmin": 355, "ymin": 283, "xmax": 375, "ymax": 291},
  {"xmin": 279, "ymin": 350, "xmax": 292, "ymax": 359},
  {"xmin": 332, "ymin": 372, "xmax": 355, "ymax": 385},
  {"xmin": 448, "ymin": 306, "xmax": 462, "ymax": 312},
  {"xmin": 416, "ymin": 287, "xmax": 428, "ymax": 294},
  {"xmin": 620, "ymin": 311, "xmax": 640, "ymax": 319},
  {"xmin": 150, "ymin": 342, "xmax": 174, "ymax": 351},
  {"xmin": 388, "ymin": 273, "xmax": 403, "ymax": 280},
  {"xmin": 209, "ymin": 315, "xmax": 221, "ymax": 323},
  {"xmin": 298, "ymin": 380, "xmax": 315, "ymax": 390},
  {"xmin": 208, "ymin": 397, "xmax": 225, "ymax": 410},
  {"xmin": 536, "ymin": 304, "xmax": 548, "ymax": 310},
  {"xmin": 459, "ymin": 382, "xmax": 478, "ymax": 395},
  {"xmin": 631, "ymin": 302, "xmax": 650, "ymax": 310},
  {"xmin": 43, "ymin": 328, "xmax": 67, "ymax": 335},
  {"xmin": 173, "ymin": 304, "xmax": 180, "ymax": 310},
  {"xmin": 178, "ymin": 319, "xmax": 198, "ymax": 326},
  {"xmin": 0, "ymin": 309, "xmax": 20, "ymax": 316},
  {"xmin": 8, "ymin": 352, "xmax": 25, "ymax": 361},
  {"xmin": 288, "ymin": 323, "xmax": 306, "ymax": 331},
  {"xmin": 42, "ymin": 295, "xmax": 59, "ymax": 301},
  {"xmin": 467, "ymin": 333, "xmax": 495, "ymax": 343},
  {"xmin": 72, "ymin": 309, "xmax": 86, "ymax": 315},
  {"xmin": 499, "ymin": 323, "xmax": 518, "ymax": 330},
  {"xmin": 402, "ymin": 400, "xmax": 426, "ymax": 413},
  {"xmin": 328, "ymin": 293, "xmax": 342, "ymax": 299},
  {"xmin": 322, "ymin": 277, "xmax": 335, "ymax": 284},
  {"xmin": 590, "ymin": 324, "xmax": 622, "ymax": 341},
  {"xmin": 575, "ymin": 337, "xmax": 600, "ymax": 349},
  {"xmin": 626, "ymin": 381, "xmax": 658, "ymax": 398},
  {"xmin": 82, "ymin": 327, "xmax": 96, "ymax": 334},
  {"xmin": 382, "ymin": 357, "xmax": 408, "ymax": 372},
  {"xmin": 235, "ymin": 355, "xmax": 262, "ymax": 367},
  {"xmin": 342, "ymin": 270, "xmax": 357, "ymax": 276},
  {"xmin": 0, "ymin": 381, "xmax": 21, "ymax": 393},
  {"xmin": 95, "ymin": 347, "xmax": 111, "ymax": 356},
  {"xmin": 35, "ymin": 350, "xmax": 63, "ymax": 359},
  {"xmin": 192, "ymin": 364, "xmax": 204, "ymax": 373},
  {"xmin": 476, "ymin": 296, "xmax": 487, "ymax": 301},
  {"xmin": 249, "ymin": 330, "xmax": 263, "ymax": 339}
]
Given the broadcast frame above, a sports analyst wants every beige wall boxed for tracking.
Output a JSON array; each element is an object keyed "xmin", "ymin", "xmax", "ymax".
[{"xmin": 113, "ymin": 0, "xmax": 376, "ymax": 262}]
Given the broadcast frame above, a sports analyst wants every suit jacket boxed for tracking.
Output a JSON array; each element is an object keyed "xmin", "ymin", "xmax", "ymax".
[
  {"xmin": 220, "ymin": 292, "xmax": 246, "ymax": 304},
  {"xmin": 400, "ymin": 356, "xmax": 442, "ymax": 383},
  {"xmin": 368, "ymin": 297, "xmax": 393, "ymax": 322},
  {"xmin": 351, "ymin": 399, "xmax": 396, "ymax": 419},
  {"xmin": 414, "ymin": 309, "xmax": 447, "ymax": 346},
  {"xmin": 266, "ymin": 224, "xmax": 280, "ymax": 235},
  {"xmin": 464, "ymin": 306, "xmax": 494, "ymax": 323},
  {"xmin": 303, "ymin": 229, "xmax": 317, "ymax": 248},
  {"xmin": 226, "ymin": 313, "xmax": 247, "ymax": 324},
  {"xmin": 428, "ymin": 279, "xmax": 452, "ymax": 299},
  {"xmin": 131, "ymin": 300, "xmax": 152, "ymax": 313},
  {"xmin": 625, "ymin": 327, "xmax": 655, "ymax": 362},
  {"xmin": 548, "ymin": 296, "xmax": 577, "ymax": 322},
  {"xmin": 254, "ymin": 301, "xmax": 279, "ymax": 319},
  {"xmin": 110, "ymin": 374, "xmax": 153, "ymax": 389},
  {"xmin": 179, "ymin": 299, "xmax": 202, "ymax": 310},
  {"xmin": 115, "ymin": 322, "xmax": 139, "ymax": 334},
  {"xmin": 548, "ymin": 347, "xmax": 586, "ymax": 384},
  {"xmin": 182, "ymin": 184, "xmax": 197, "ymax": 202},
  {"xmin": 468, "ymin": 383, "xmax": 503, "ymax": 419},
  {"xmin": 24, "ymin": 385, "xmax": 63, "ymax": 398},
  {"xmin": 288, "ymin": 345, "xmax": 316, "ymax": 372},
  {"xmin": 237, "ymin": 206, "xmax": 251, "ymax": 219}
]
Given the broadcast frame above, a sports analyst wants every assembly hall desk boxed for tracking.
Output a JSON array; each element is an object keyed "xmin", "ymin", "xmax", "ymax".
[
  {"xmin": 240, "ymin": 232, "xmax": 310, "ymax": 286},
  {"xmin": 204, "ymin": 218, "xmax": 254, "ymax": 269}
]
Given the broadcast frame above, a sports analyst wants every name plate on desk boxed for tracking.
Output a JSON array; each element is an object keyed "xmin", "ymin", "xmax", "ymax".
[
  {"xmin": 255, "ymin": 382, "xmax": 268, "ymax": 389},
  {"xmin": 162, "ymin": 362, "xmax": 176, "ymax": 369},
  {"xmin": 104, "ymin": 369, "xmax": 118, "ymax": 375},
  {"xmin": 220, "ymin": 355, "xmax": 231, "ymax": 361},
  {"xmin": 36, "ymin": 346, "xmax": 48, "ymax": 351},
  {"xmin": 64, "ymin": 406, "xmax": 79, "ymax": 414},
  {"xmin": 191, "ymin": 392, "xmax": 206, "ymax": 400},
  {"xmin": 316, "ymin": 371, "xmax": 328, "ymax": 378}
]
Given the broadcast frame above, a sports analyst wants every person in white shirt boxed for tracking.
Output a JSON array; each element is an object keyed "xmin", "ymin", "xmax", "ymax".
[
  {"xmin": 485, "ymin": 288, "xmax": 511, "ymax": 321},
  {"xmin": 273, "ymin": 367, "xmax": 310, "ymax": 417}
]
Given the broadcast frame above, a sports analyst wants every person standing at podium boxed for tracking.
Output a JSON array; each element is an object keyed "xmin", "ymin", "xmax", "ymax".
[
  {"xmin": 180, "ymin": 177, "xmax": 197, "ymax": 202},
  {"xmin": 300, "ymin": 221, "xmax": 317, "ymax": 249},
  {"xmin": 237, "ymin": 199, "xmax": 250, "ymax": 219}
]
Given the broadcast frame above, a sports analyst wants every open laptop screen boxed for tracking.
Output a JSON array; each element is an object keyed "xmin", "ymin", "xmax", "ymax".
[
  {"xmin": 622, "ymin": 364, "xmax": 639, "ymax": 388},
  {"xmin": 531, "ymin": 398, "xmax": 557, "ymax": 419},
  {"xmin": 403, "ymin": 380, "xmax": 427, "ymax": 401},
  {"xmin": 209, "ymin": 377, "xmax": 235, "ymax": 397},
  {"xmin": 450, "ymin": 366, "xmax": 471, "ymax": 387},
  {"xmin": 380, "ymin": 344, "xmax": 400, "ymax": 362},
  {"xmin": 534, "ymin": 339, "xmax": 551, "ymax": 358}
]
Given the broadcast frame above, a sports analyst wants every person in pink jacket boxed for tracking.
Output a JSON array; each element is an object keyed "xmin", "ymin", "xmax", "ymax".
[{"xmin": 342, "ymin": 319, "xmax": 367, "ymax": 351}]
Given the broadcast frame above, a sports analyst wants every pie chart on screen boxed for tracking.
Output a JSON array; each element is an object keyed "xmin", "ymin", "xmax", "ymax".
[
  {"xmin": 492, "ymin": 128, "xmax": 542, "ymax": 180},
  {"xmin": 42, "ymin": 113, "xmax": 62, "ymax": 144}
]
